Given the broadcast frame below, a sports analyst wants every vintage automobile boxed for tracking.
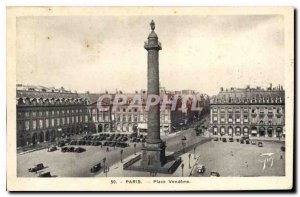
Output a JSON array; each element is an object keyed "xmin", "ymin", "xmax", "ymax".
[
  {"xmin": 213, "ymin": 137, "xmax": 219, "ymax": 141},
  {"xmin": 120, "ymin": 142, "xmax": 128, "ymax": 148},
  {"xmin": 210, "ymin": 171, "xmax": 220, "ymax": 177},
  {"xmin": 90, "ymin": 163, "xmax": 102, "ymax": 173},
  {"xmin": 28, "ymin": 163, "xmax": 44, "ymax": 172},
  {"xmin": 38, "ymin": 171, "xmax": 51, "ymax": 177},
  {"xmin": 245, "ymin": 140, "xmax": 250, "ymax": 144},
  {"xmin": 251, "ymin": 140, "xmax": 257, "ymax": 145},
  {"xmin": 241, "ymin": 136, "xmax": 250, "ymax": 140},
  {"xmin": 75, "ymin": 147, "xmax": 86, "ymax": 153},
  {"xmin": 222, "ymin": 138, "xmax": 227, "ymax": 142},
  {"xmin": 281, "ymin": 146, "xmax": 285, "ymax": 152},
  {"xmin": 48, "ymin": 146, "xmax": 58, "ymax": 152},
  {"xmin": 61, "ymin": 147, "xmax": 68, "ymax": 152},
  {"xmin": 69, "ymin": 147, "xmax": 75, "ymax": 152},
  {"xmin": 196, "ymin": 164, "xmax": 205, "ymax": 174},
  {"xmin": 229, "ymin": 138, "xmax": 234, "ymax": 142},
  {"xmin": 257, "ymin": 141, "xmax": 263, "ymax": 147},
  {"xmin": 240, "ymin": 139, "xmax": 244, "ymax": 144},
  {"xmin": 236, "ymin": 139, "xmax": 240, "ymax": 142}
]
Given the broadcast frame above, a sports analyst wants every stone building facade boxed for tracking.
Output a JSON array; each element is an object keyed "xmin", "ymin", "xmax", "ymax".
[
  {"xmin": 84, "ymin": 90, "xmax": 208, "ymax": 135},
  {"xmin": 209, "ymin": 85, "xmax": 285, "ymax": 138},
  {"xmin": 16, "ymin": 87, "xmax": 90, "ymax": 147},
  {"xmin": 16, "ymin": 85, "xmax": 209, "ymax": 147}
]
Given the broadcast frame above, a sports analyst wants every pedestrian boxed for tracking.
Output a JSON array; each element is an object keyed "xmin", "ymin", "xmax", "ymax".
[
  {"xmin": 280, "ymin": 155, "xmax": 283, "ymax": 159},
  {"xmin": 106, "ymin": 147, "xmax": 109, "ymax": 152},
  {"xmin": 245, "ymin": 161, "xmax": 248, "ymax": 168}
]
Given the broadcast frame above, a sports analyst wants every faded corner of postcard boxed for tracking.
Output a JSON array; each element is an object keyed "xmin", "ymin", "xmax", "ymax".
[{"xmin": 6, "ymin": 6, "xmax": 294, "ymax": 191}]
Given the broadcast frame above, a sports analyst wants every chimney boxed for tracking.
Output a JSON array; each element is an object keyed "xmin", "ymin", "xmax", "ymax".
[{"xmin": 220, "ymin": 87, "xmax": 224, "ymax": 92}]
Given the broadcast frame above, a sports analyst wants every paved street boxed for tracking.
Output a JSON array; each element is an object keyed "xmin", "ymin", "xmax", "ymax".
[
  {"xmin": 17, "ymin": 128, "xmax": 203, "ymax": 177},
  {"xmin": 190, "ymin": 140, "xmax": 285, "ymax": 177}
]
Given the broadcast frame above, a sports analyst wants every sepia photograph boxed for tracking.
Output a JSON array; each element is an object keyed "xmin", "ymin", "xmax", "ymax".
[{"xmin": 6, "ymin": 6, "xmax": 294, "ymax": 191}]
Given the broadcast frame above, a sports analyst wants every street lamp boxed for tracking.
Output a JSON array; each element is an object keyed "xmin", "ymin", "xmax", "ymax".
[
  {"xmin": 134, "ymin": 144, "xmax": 137, "ymax": 155},
  {"xmin": 181, "ymin": 163, "xmax": 184, "ymax": 177},
  {"xmin": 104, "ymin": 166, "xmax": 110, "ymax": 177},
  {"xmin": 181, "ymin": 137, "xmax": 186, "ymax": 154},
  {"xmin": 103, "ymin": 157, "xmax": 106, "ymax": 169},
  {"xmin": 120, "ymin": 149, "xmax": 124, "ymax": 163},
  {"xmin": 188, "ymin": 153, "xmax": 191, "ymax": 169}
]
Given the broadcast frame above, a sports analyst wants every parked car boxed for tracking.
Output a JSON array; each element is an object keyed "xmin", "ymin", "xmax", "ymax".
[
  {"xmin": 61, "ymin": 147, "xmax": 68, "ymax": 152},
  {"xmin": 240, "ymin": 140, "xmax": 244, "ymax": 144},
  {"xmin": 245, "ymin": 140, "xmax": 250, "ymax": 144},
  {"xmin": 213, "ymin": 138, "xmax": 219, "ymax": 141},
  {"xmin": 257, "ymin": 142, "xmax": 263, "ymax": 147},
  {"xmin": 90, "ymin": 163, "xmax": 102, "ymax": 173},
  {"xmin": 196, "ymin": 164, "xmax": 205, "ymax": 174},
  {"xmin": 38, "ymin": 171, "xmax": 51, "ymax": 177},
  {"xmin": 210, "ymin": 171, "xmax": 220, "ymax": 177},
  {"xmin": 120, "ymin": 142, "xmax": 128, "ymax": 148},
  {"xmin": 251, "ymin": 141, "xmax": 256, "ymax": 145},
  {"xmin": 28, "ymin": 163, "xmax": 44, "ymax": 172},
  {"xmin": 75, "ymin": 147, "xmax": 86, "ymax": 153},
  {"xmin": 222, "ymin": 138, "xmax": 227, "ymax": 143},
  {"xmin": 281, "ymin": 146, "xmax": 285, "ymax": 152},
  {"xmin": 48, "ymin": 146, "xmax": 57, "ymax": 152},
  {"xmin": 241, "ymin": 136, "xmax": 249, "ymax": 140},
  {"xmin": 69, "ymin": 147, "xmax": 75, "ymax": 152},
  {"xmin": 236, "ymin": 139, "xmax": 240, "ymax": 142},
  {"xmin": 229, "ymin": 138, "xmax": 234, "ymax": 142}
]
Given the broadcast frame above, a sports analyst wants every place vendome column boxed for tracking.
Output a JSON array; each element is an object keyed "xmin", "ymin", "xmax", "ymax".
[{"xmin": 141, "ymin": 20, "xmax": 167, "ymax": 167}]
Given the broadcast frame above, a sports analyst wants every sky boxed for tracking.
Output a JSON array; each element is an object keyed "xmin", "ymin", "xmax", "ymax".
[{"xmin": 16, "ymin": 15, "xmax": 285, "ymax": 96}]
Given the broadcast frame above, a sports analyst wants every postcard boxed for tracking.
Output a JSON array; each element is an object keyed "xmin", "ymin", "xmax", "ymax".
[{"xmin": 6, "ymin": 6, "xmax": 294, "ymax": 191}]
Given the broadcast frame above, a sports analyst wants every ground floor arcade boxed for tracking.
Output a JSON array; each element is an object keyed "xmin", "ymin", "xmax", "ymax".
[{"xmin": 210, "ymin": 125, "xmax": 284, "ymax": 138}]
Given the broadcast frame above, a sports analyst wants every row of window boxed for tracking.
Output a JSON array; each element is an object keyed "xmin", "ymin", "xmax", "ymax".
[
  {"xmin": 213, "ymin": 115, "xmax": 248, "ymax": 123},
  {"xmin": 92, "ymin": 108, "xmax": 170, "ymax": 114},
  {"xmin": 213, "ymin": 97, "xmax": 284, "ymax": 104},
  {"xmin": 17, "ymin": 115, "xmax": 89, "ymax": 131},
  {"xmin": 212, "ymin": 107, "xmax": 283, "ymax": 114},
  {"xmin": 91, "ymin": 114, "xmax": 170, "ymax": 123},
  {"xmin": 18, "ymin": 108, "xmax": 88, "ymax": 118},
  {"xmin": 212, "ymin": 115, "xmax": 282, "ymax": 124}
]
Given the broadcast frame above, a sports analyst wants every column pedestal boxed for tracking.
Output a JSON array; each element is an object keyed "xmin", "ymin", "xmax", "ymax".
[{"xmin": 141, "ymin": 142, "xmax": 166, "ymax": 167}]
